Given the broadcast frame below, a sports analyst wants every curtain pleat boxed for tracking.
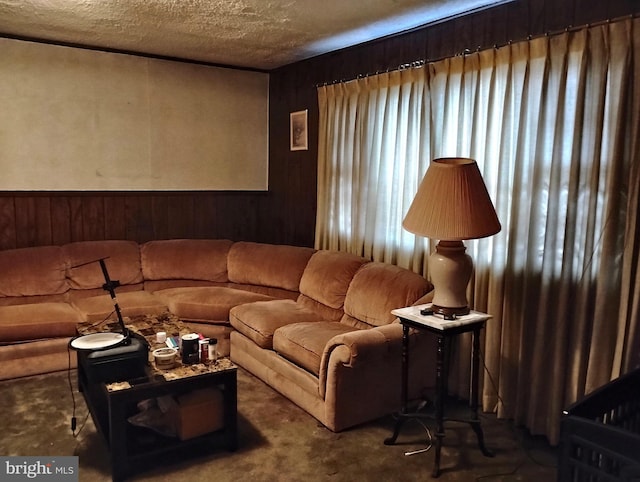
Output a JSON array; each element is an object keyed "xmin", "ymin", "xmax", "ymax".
[
  {"xmin": 316, "ymin": 18, "xmax": 640, "ymax": 444},
  {"xmin": 617, "ymin": 19, "xmax": 640, "ymax": 374}
]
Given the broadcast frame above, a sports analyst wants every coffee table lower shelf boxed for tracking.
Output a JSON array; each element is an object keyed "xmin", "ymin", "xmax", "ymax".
[{"xmin": 78, "ymin": 362, "xmax": 237, "ymax": 481}]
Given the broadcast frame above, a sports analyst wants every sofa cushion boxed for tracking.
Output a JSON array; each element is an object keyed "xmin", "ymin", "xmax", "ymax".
[
  {"xmin": 154, "ymin": 286, "xmax": 274, "ymax": 323},
  {"xmin": 273, "ymin": 321, "xmax": 359, "ymax": 376},
  {"xmin": 227, "ymin": 242, "xmax": 315, "ymax": 292},
  {"xmin": 298, "ymin": 250, "xmax": 368, "ymax": 312},
  {"xmin": 342, "ymin": 262, "xmax": 432, "ymax": 329},
  {"xmin": 71, "ymin": 291, "xmax": 167, "ymax": 323},
  {"xmin": 0, "ymin": 246, "xmax": 68, "ymax": 297},
  {"xmin": 141, "ymin": 239, "xmax": 232, "ymax": 283},
  {"xmin": 0, "ymin": 293, "xmax": 69, "ymax": 308},
  {"xmin": 64, "ymin": 240, "xmax": 143, "ymax": 290},
  {"xmin": 0, "ymin": 302, "xmax": 82, "ymax": 342},
  {"xmin": 144, "ymin": 279, "xmax": 224, "ymax": 293},
  {"xmin": 66, "ymin": 283, "xmax": 147, "ymax": 302},
  {"xmin": 222, "ymin": 283, "xmax": 301, "ymax": 301},
  {"xmin": 230, "ymin": 299, "xmax": 325, "ymax": 349}
]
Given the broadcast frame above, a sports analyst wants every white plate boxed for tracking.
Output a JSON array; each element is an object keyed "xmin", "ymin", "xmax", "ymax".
[{"xmin": 70, "ymin": 332, "xmax": 125, "ymax": 350}]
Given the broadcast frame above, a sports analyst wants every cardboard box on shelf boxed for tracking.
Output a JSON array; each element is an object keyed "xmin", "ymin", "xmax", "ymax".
[{"xmin": 174, "ymin": 387, "xmax": 224, "ymax": 440}]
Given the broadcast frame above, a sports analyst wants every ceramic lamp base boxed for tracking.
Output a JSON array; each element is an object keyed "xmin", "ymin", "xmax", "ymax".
[{"xmin": 429, "ymin": 240, "xmax": 472, "ymax": 319}]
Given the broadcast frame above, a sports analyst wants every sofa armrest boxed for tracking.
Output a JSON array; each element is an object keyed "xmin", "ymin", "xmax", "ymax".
[
  {"xmin": 317, "ymin": 321, "xmax": 437, "ymax": 431},
  {"xmin": 318, "ymin": 322, "xmax": 435, "ymax": 399},
  {"xmin": 320, "ymin": 324, "xmax": 401, "ymax": 370}
]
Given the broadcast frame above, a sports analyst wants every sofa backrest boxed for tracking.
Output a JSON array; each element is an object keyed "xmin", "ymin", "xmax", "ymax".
[
  {"xmin": 227, "ymin": 242, "xmax": 315, "ymax": 297},
  {"xmin": 0, "ymin": 246, "xmax": 69, "ymax": 299},
  {"xmin": 141, "ymin": 239, "xmax": 233, "ymax": 291},
  {"xmin": 63, "ymin": 240, "xmax": 143, "ymax": 296},
  {"xmin": 341, "ymin": 262, "xmax": 432, "ymax": 329},
  {"xmin": 297, "ymin": 250, "xmax": 369, "ymax": 321}
]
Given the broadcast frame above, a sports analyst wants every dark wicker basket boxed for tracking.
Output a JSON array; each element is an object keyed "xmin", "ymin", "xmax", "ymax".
[{"xmin": 558, "ymin": 368, "xmax": 640, "ymax": 481}]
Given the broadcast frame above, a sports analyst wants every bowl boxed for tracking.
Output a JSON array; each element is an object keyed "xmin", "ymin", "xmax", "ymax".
[{"xmin": 152, "ymin": 347, "xmax": 178, "ymax": 369}]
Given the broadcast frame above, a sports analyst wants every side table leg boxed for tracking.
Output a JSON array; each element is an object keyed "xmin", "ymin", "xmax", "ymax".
[
  {"xmin": 384, "ymin": 323, "xmax": 410, "ymax": 445},
  {"xmin": 225, "ymin": 371, "xmax": 238, "ymax": 451},
  {"xmin": 470, "ymin": 327, "xmax": 494, "ymax": 458},
  {"xmin": 433, "ymin": 334, "xmax": 446, "ymax": 478},
  {"xmin": 109, "ymin": 396, "xmax": 128, "ymax": 481},
  {"xmin": 470, "ymin": 422, "xmax": 493, "ymax": 457},
  {"xmin": 384, "ymin": 417, "xmax": 410, "ymax": 446}
]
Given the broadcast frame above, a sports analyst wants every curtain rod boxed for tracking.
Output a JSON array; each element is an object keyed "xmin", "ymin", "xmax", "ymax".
[{"xmin": 316, "ymin": 13, "xmax": 638, "ymax": 88}]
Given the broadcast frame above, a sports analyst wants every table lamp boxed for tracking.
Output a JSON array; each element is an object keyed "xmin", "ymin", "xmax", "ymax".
[{"xmin": 403, "ymin": 158, "xmax": 501, "ymax": 319}]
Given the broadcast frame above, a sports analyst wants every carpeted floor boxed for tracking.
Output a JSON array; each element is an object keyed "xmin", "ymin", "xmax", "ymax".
[{"xmin": 0, "ymin": 368, "xmax": 557, "ymax": 481}]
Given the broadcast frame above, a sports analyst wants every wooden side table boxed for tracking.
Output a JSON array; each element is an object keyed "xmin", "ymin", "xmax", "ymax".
[{"xmin": 384, "ymin": 304, "xmax": 494, "ymax": 477}]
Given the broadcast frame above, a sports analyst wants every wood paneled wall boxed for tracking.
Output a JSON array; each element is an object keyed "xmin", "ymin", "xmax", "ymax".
[
  {"xmin": 2, "ymin": 0, "xmax": 637, "ymax": 251},
  {"xmin": 0, "ymin": 192, "xmax": 266, "ymax": 249}
]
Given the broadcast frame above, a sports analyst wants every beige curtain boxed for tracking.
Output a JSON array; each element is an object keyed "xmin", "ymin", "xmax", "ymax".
[
  {"xmin": 316, "ymin": 18, "xmax": 640, "ymax": 445},
  {"xmin": 316, "ymin": 68, "xmax": 433, "ymax": 273}
]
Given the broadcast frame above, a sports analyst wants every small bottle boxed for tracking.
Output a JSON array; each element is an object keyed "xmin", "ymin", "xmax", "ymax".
[
  {"xmin": 200, "ymin": 338, "xmax": 209, "ymax": 364},
  {"xmin": 208, "ymin": 338, "xmax": 218, "ymax": 363}
]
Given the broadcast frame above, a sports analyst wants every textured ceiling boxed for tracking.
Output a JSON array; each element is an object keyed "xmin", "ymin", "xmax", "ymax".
[{"xmin": 0, "ymin": 0, "xmax": 507, "ymax": 70}]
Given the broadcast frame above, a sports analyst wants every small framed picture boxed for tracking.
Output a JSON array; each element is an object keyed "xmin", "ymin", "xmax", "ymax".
[{"xmin": 290, "ymin": 110, "xmax": 308, "ymax": 151}]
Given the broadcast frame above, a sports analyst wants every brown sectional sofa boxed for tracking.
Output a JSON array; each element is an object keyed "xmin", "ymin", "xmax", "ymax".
[{"xmin": 0, "ymin": 238, "xmax": 437, "ymax": 432}]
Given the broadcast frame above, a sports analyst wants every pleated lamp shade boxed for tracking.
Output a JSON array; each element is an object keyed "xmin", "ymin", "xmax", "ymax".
[{"xmin": 403, "ymin": 158, "xmax": 501, "ymax": 241}]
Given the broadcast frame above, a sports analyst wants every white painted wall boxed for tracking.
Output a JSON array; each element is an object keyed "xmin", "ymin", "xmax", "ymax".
[{"xmin": 0, "ymin": 38, "xmax": 269, "ymax": 191}]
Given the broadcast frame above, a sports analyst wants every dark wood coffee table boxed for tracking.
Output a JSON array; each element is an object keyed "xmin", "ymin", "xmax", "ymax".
[{"xmin": 76, "ymin": 313, "xmax": 237, "ymax": 481}]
